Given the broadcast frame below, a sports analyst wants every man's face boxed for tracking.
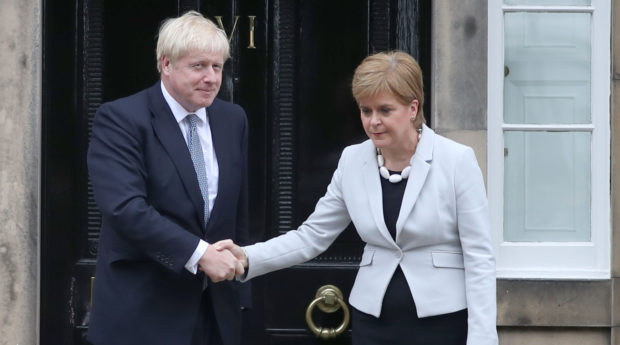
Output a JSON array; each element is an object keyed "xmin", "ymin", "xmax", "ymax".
[{"xmin": 161, "ymin": 50, "xmax": 224, "ymax": 112}]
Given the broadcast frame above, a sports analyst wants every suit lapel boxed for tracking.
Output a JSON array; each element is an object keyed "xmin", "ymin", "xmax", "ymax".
[
  {"xmin": 362, "ymin": 142, "xmax": 396, "ymax": 245},
  {"xmin": 205, "ymin": 99, "xmax": 226, "ymax": 231},
  {"xmin": 395, "ymin": 124, "xmax": 434, "ymax": 239},
  {"xmin": 147, "ymin": 84, "xmax": 205, "ymax": 231}
]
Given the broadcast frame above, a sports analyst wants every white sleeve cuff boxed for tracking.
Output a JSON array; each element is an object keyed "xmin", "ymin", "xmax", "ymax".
[{"xmin": 184, "ymin": 240, "xmax": 209, "ymax": 274}]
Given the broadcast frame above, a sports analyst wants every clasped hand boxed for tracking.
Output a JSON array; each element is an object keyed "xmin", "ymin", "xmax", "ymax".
[{"xmin": 198, "ymin": 239, "xmax": 248, "ymax": 282}]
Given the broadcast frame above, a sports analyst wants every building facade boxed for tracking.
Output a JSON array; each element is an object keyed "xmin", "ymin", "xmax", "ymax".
[{"xmin": 1, "ymin": 0, "xmax": 619, "ymax": 344}]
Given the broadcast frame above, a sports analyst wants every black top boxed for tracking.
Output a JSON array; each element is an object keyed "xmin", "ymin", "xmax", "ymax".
[{"xmin": 380, "ymin": 170, "xmax": 407, "ymax": 240}]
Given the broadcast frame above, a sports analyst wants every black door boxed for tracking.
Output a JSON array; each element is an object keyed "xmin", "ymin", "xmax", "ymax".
[{"xmin": 41, "ymin": 1, "xmax": 429, "ymax": 344}]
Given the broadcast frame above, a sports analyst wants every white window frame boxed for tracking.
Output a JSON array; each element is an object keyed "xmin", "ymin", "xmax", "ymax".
[{"xmin": 487, "ymin": 0, "xmax": 611, "ymax": 279}]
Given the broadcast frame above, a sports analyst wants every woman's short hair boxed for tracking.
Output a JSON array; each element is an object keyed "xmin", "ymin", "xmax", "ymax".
[
  {"xmin": 352, "ymin": 51, "xmax": 425, "ymax": 128},
  {"xmin": 156, "ymin": 11, "xmax": 230, "ymax": 73}
]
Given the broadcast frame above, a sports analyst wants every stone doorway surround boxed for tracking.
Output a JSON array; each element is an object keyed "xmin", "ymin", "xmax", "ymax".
[{"xmin": 0, "ymin": 0, "xmax": 42, "ymax": 345}]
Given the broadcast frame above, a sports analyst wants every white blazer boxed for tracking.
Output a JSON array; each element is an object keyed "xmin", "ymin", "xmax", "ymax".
[{"xmin": 244, "ymin": 124, "xmax": 498, "ymax": 344}]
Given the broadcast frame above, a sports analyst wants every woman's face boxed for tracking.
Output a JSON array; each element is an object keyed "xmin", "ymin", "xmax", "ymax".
[{"xmin": 358, "ymin": 92, "xmax": 419, "ymax": 152}]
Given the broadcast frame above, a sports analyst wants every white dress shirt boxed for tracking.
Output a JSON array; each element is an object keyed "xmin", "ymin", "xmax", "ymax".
[{"xmin": 160, "ymin": 82, "xmax": 218, "ymax": 274}]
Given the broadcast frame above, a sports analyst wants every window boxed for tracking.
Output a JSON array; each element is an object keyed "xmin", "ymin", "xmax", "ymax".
[{"xmin": 488, "ymin": 0, "xmax": 610, "ymax": 279}]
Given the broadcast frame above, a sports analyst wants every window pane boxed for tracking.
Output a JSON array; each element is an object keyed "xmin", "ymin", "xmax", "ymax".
[
  {"xmin": 504, "ymin": 12, "xmax": 591, "ymax": 124},
  {"xmin": 504, "ymin": 0, "xmax": 590, "ymax": 5},
  {"xmin": 504, "ymin": 131, "xmax": 591, "ymax": 242}
]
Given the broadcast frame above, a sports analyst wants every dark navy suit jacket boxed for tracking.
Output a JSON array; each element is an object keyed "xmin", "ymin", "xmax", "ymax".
[{"xmin": 87, "ymin": 83, "xmax": 250, "ymax": 345}]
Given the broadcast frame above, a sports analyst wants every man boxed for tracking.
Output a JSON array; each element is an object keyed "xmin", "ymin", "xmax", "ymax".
[{"xmin": 87, "ymin": 11, "xmax": 249, "ymax": 345}]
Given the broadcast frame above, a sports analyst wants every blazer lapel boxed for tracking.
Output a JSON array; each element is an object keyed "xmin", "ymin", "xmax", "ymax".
[
  {"xmin": 395, "ymin": 124, "xmax": 434, "ymax": 239},
  {"xmin": 148, "ymin": 84, "xmax": 205, "ymax": 231},
  {"xmin": 362, "ymin": 142, "xmax": 396, "ymax": 245},
  {"xmin": 204, "ymin": 99, "xmax": 226, "ymax": 231}
]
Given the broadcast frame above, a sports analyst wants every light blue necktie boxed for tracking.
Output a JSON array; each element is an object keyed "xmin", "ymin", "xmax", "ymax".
[{"xmin": 187, "ymin": 114, "xmax": 210, "ymax": 228}]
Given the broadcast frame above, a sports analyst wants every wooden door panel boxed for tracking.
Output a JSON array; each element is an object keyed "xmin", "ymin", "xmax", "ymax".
[
  {"xmin": 264, "ymin": 269, "xmax": 358, "ymax": 329},
  {"xmin": 270, "ymin": 334, "xmax": 351, "ymax": 345}
]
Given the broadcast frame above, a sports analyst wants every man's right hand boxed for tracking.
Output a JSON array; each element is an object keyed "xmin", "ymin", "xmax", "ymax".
[
  {"xmin": 214, "ymin": 239, "xmax": 248, "ymax": 268},
  {"xmin": 198, "ymin": 245, "xmax": 245, "ymax": 282}
]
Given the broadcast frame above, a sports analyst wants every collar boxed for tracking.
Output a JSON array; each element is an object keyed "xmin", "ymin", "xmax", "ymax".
[
  {"xmin": 160, "ymin": 81, "xmax": 207, "ymax": 123},
  {"xmin": 361, "ymin": 124, "xmax": 435, "ymax": 167},
  {"xmin": 413, "ymin": 124, "xmax": 434, "ymax": 163}
]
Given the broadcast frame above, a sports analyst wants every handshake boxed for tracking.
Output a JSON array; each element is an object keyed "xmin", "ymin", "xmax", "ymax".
[{"xmin": 198, "ymin": 239, "xmax": 248, "ymax": 283}]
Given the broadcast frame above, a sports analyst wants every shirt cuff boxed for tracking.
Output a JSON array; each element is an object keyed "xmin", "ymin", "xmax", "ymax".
[{"xmin": 184, "ymin": 240, "xmax": 209, "ymax": 274}]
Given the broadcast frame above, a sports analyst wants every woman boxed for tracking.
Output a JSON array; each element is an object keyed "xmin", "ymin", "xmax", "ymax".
[{"xmin": 218, "ymin": 51, "xmax": 498, "ymax": 344}]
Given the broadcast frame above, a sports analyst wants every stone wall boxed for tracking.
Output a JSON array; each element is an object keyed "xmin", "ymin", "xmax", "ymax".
[
  {"xmin": 0, "ymin": 1, "xmax": 41, "ymax": 345},
  {"xmin": 431, "ymin": 0, "xmax": 488, "ymax": 178}
]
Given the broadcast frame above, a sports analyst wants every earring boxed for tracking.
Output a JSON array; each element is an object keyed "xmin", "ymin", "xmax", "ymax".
[{"xmin": 410, "ymin": 116, "xmax": 416, "ymax": 122}]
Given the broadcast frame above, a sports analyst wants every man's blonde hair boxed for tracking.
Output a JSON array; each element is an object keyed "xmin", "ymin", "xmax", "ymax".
[
  {"xmin": 352, "ymin": 51, "xmax": 425, "ymax": 128},
  {"xmin": 156, "ymin": 11, "xmax": 230, "ymax": 73}
]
